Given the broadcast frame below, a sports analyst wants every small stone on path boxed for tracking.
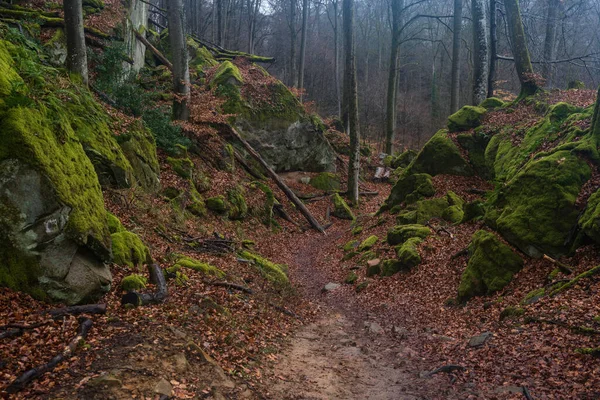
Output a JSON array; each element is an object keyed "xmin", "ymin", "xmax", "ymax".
[
  {"xmin": 323, "ymin": 282, "xmax": 341, "ymax": 292},
  {"xmin": 468, "ymin": 331, "xmax": 493, "ymax": 347}
]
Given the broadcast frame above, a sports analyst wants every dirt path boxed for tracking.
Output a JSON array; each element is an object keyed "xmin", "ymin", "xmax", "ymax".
[{"xmin": 260, "ymin": 227, "xmax": 458, "ymax": 400}]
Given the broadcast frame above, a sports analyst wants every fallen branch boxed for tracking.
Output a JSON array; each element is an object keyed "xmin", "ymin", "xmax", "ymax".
[
  {"xmin": 427, "ymin": 364, "xmax": 465, "ymax": 377},
  {"xmin": 273, "ymin": 203, "xmax": 300, "ymax": 227},
  {"xmin": 542, "ymin": 254, "xmax": 573, "ymax": 275},
  {"xmin": 203, "ymin": 280, "xmax": 254, "ymax": 294},
  {"xmin": 48, "ymin": 304, "xmax": 106, "ymax": 319},
  {"xmin": 0, "ymin": 321, "xmax": 51, "ymax": 340},
  {"xmin": 121, "ymin": 264, "xmax": 168, "ymax": 306},
  {"xmin": 523, "ymin": 386, "xmax": 534, "ymax": 400},
  {"xmin": 226, "ymin": 126, "xmax": 325, "ymax": 233},
  {"xmin": 548, "ymin": 264, "xmax": 600, "ymax": 296},
  {"xmin": 234, "ymin": 150, "xmax": 265, "ymax": 180},
  {"xmin": 6, "ymin": 317, "xmax": 93, "ymax": 394},
  {"xmin": 525, "ymin": 316, "xmax": 600, "ymax": 335},
  {"xmin": 189, "ymin": 34, "xmax": 274, "ymax": 64},
  {"xmin": 359, "ymin": 191, "xmax": 379, "ymax": 196},
  {"xmin": 451, "ymin": 248, "xmax": 469, "ymax": 259},
  {"xmin": 134, "ymin": 29, "xmax": 173, "ymax": 70},
  {"xmin": 268, "ymin": 302, "xmax": 303, "ymax": 320}
]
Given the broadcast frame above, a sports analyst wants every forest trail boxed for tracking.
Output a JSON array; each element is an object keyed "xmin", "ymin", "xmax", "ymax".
[{"xmin": 259, "ymin": 226, "xmax": 455, "ymax": 400}]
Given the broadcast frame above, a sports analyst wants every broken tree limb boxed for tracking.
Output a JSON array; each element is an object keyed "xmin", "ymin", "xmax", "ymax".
[
  {"xmin": 234, "ymin": 150, "xmax": 265, "ymax": 180},
  {"xmin": 426, "ymin": 364, "xmax": 466, "ymax": 377},
  {"xmin": 542, "ymin": 254, "xmax": 573, "ymax": 275},
  {"xmin": 273, "ymin": 203, "xmax": 300, "ymax": 227},
  {"xmin": 121, "ymin": 264, "xmax": 168, "ymax": 306},
  {"xmin": 189, "ymin": 34, "xmax": 275, "ymax": 64},
  {"xmin": 203, "ymin": 280, "xmax": 254, "ymax": 294},
  {"xmin": 227, "ymin": 126, "xmax": 325, "ymax": 233},
  {"xmin": 6, "ymin": 317, "xmax": 93, "ymax": 394},
  {"xmin": 134, "ymin": 29, "xmax": 173, "ymax": 70},
  {"xmin": 47, "ymin": 304, "xmax": 106, "ymax": 319}
]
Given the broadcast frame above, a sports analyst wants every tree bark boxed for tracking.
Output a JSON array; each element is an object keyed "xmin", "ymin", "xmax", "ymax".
[
  {"xmin": 333, "ymin": 0, "xmax": 341, "ymax": 117},
  {"xmin": 488, "ymin": 0, "xmax": 497, "ymax": 97},
  {"xmin": 297, "ymin": 0, "xmax": 309, "ymax": 97},
  {"xmin": 343, "ymin": 0, "xmax": 359, "ymax": 204},
  {"xmin": 217, "ymin": 0, "xmax": 224, "ymax": 46},
  {"xmin": 167, "ymin": 0, "xmax": 190, "ymax": 121},
  {"xmin": 450, "ymin": 0, "xmax": 462, "ymax": 113},
  {"xmin": 63, "ymin": 0, "xmax": 88, "ymax": 84},
  {"xmin": 384, "ymin": 0, "xmax": 403, "ymax": 154},
  {"xmin": 472, "ymin": 0, "xmax": 488, "ymax": 105},
  {"xmin": 289, "ymin": 0, "xmax": 297, "ymax": 86},
  {"xmin": 504, "ymin": 0, "xmax": 538, "ymax": 98},
  {"xmin": 542, "ymin": 0, "xmax": 559, "ymax": 87}
]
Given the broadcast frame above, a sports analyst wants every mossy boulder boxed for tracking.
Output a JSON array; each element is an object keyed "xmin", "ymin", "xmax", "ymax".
[
  {"xmin": 387, "ymin": 224, "xmax": 431, "ymax": 246},
  {"xmin": 120, "ymin": 274, "xmax": 147, "ymax": 291},
  {"xmin": 381, "ymin": 238, "xmax": 422, "ymax": 276},
  {"xmin": 332, "ymin": 193, "xmax": 355, "ymax": 220},
  {"xmin": 486, "ymin": 150, "xmax": 590, "ymax": 257},
  {"xmin": 310, "ymin": 172, "xmax": 340, "ymax": 192},
  {"xmin": 343, "ymin": 240, "xmax": 359, "ymax": 252},
  {"xmin": 345, "ymin": 272, "xmax": 358, "ymax": 284},
  {"xmin": 447, "ymin": 106, "xmax": 486, "ymax": 132},
  {"xmin": 406, "ymin": 130, "xmax": 473, "ymax": 177},
  {"xmin": 206, "ymin": 196, "xmax": 228, "ymax": 214},
  {"xmin": 171, "ymin": 255, "xmax": 224, "ymax": 278},
  {"xmin": 107, "ymin": 212, "xmax": 125, "ymax": 234},
  {"xmin": 240, "ymin": 250, "xmax": 288, "ymax": 285},
  {"xmin": 456, "ymin": 130, "xmax": 492, "ymax": 179},
  {"xmin": 116, "ymin": 122, "xmax": 161, "ymax": 192},
  {"xmin": 458, "ymin": 230, "xmax": 524, "ymax": 301},
  {"xmin": 391, "ymin": 149, "xmax": 417, "ymax": 169},
  {"xmin": 358, "ymin": 235, "xmax": 378, "ymax": 252},
  {"xmin": 188, "ymin": 187, "xmax": 207, "ymax": 217},
  {"xmin": 167, "ymin": 156, "xmax": 194, "ymax": 179},
  {"xmin": 397, "ymin": 192, "xmax": 464, "ymax": 225},
  {"xmin": 580, "ymin": 189, "xmax": 600, "ymax": 243},
  {"xmin": 210, "ymin": 60, "xmax": 243, "ymax": 89},
  {"xmin": 111, "ymin": 231, "xmax": 152, "ymax": 269},
  {"xmin": 227, "ymin": 185, "xmax": 248, "ymax": 220},
  {"xmin": 383, "ymin": 173, "xmax": 435, "ymax": 210},
  {"xmin": 479, "ymin": 97, "xmax": 505, "ymax": 109}
]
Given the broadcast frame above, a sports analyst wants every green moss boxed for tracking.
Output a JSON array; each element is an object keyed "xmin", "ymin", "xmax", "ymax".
[
  {"xmin": 579, "ymin": 189, "xmax": 600, "ymax": 243},
  {"xmin": 210, "ymin": 61, "xmax": 244, "ymax": 89},
  {"xmin": 167, "ymin": 156, "xmax": 194, "ymax": 179},
  {"xmin": 457, "ymin": 130, "xmax": 492, "ymax": 179},
  {"xmin": 462, "ymin": 200, "xmax": 485, "ymax": 222},
  {"xmin": 240, "ymin": 250, "xmax": 289, "ymax": 285},
  {"xmin": 111, "ymin": 231, "xmax": 151, "ymax": 269},
  {"xmin": 107, "ymin": 212, "xmax": 125, "ymax": 234},
  {"xmin": 380, "ymin": 259, "xmax": 402, "ymax": 276},
  {"xmin": 499, "ymin": 306, "xmax": 525, "ymax": 320},
  {"xmin": 447, "ymin": 106, "xmax": 486, "ymax": 132},
  {"xmin": 458, "ymin": 230, "xmax": 524, "ymax": 302},
  {"xmin": 387, "ymin": 224, "xmax": 431, "ymax": 246},
  {"xmin": 385, "ymin": 237, "xmax": 422, "ymax": 275},
  {"xmin": 120, "ymin": 274, "xmax": 147, "ymax": 292},
  {"xmin": 405, "ymin": 130, "xmax": 473, "ymax": 177},
  {"xmin": 479, "ymin": 97, "xmax": 505, "ymax": 109},
  {"xmin": 188, "ymin": 187, "xmax": 207, "ymax": 217},
  {"xmin": 359, "ymin": 251, "xmax": 377, "ymax": 262},
  {"xmin": 366, "ymin": 261, "xmax": 381, "ymax": 277},
  {"xmin": 383, "ymin": 173, "xmax": 435, "ymax": 210},
  {"xmin": 0, "ymin": 240, "xmax": 45, "ymax": 300},
  {"xmin": 206, "ymin": 196, "xmax": 228, "ymax": 214},
  {"xmin": 187, "ymin": 40, "xmax": 218, "ymax": 71},
  {"xmin": 522, "ymin": 288, "xmax": 545, "ymax": 304},
  {"xmin": 358, "ymin": 235, "xmax": 378, "ymax": 252},
  {"xmin": 487, "ymin": 150, "xmax": 591, "ymax": 257},
  {"xmin": 0, "ymin": 41, "xmax": 23, "ymax": 96},
  {"xmin": 356, "ymin": 281, "xmax": 369, "ymax": 292},
  {"xmin": 391, "ymin": 149, "xmax": 417, "ymax": 169},
  {"xmin": 548, "ymin": 265, "xmax": 600, "ymax": 296},
  {"xmin": 567, "ymin": 80, "xmax": 585, "ymax": 90},
  {"xmin": 251, "ymin": 181, "xmax": 276, "ymax": 226},
  {"xmin": 310, "ymin": 172, "xmax": 340, "ymax": 192},
  {"xmin": 226, "ymin": 185, "xmax": 248, "ymax": 220},
  {"xmin": 345, "ymin": 272, "xmax": 358, "ymax": 284},
  {"xmin": 442, "ymin": 205, "xmax": 464, "ymax": 224},
  {"xmin": 548, "ymin": 102, "xmax": 581, "ymax": 123},
  {"xmin": 413, "ymin": 197, "xmax": 450, "ymax": 224},
  {"xmin": 172, "ymin": 255, "xmax": 224, "ymax": 278},
  {"xmin": 352, "ymin": 225, "xmax": 363, "ymax": 235},
  {"xmin": 396, "ymin": 210, "xmax": 417, "ymax": 224},
  {"xmin": 332, "ymin": 193, "xmax": 355, "ymax": 220},
  {"xmin": 575, "ymin": 347, "xmax": 600, "ymax": 357},
  {"xmin": 343, "ymin": 240, "xmax": 359, "ymax": 252}
]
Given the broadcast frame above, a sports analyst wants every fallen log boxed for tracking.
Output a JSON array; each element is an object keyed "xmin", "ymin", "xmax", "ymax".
[
  {"xmin": 0, "ymin": 321, "xmax": 51, "ymax": 339},
  {"xmin": 48, "ymin": 304, "xmax": 106, "ymax": 319},
  {"xmin": 542, "ymin": 254, "xmax": 573, "ymax": 275},
  {"xmin": 6, "ymin": 317, "xmax": 93, "ymax": 394},
  {"xmin": 226, "ymin": 126, "xmax": 325, "ymax": 233},
  {"xmin": 134, "ymin": 29, "xmax": 173, "ymax": 70},
  {"xmin": 426, "ymin": 364, "xmax": 465, "ymax": 377},
  {"xmin": 273, "ymin": 203, "xmax": 300, "ymax": 227},
  {"xmin": 204, "ymin": 280, "xmax": 254, "ymax": 294},
  {"xmin": 121, "ymin": 264, "xmax": 168, "ymax": 306}
]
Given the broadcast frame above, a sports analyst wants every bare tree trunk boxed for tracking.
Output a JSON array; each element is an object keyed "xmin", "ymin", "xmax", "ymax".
[
  {"xmin": 504, "ymin": 0, "xmax": 538, "ymax": 98},
  {"xmin": 334, "ymin": 0, "xmax": 341, "ymax": 117},
  {"xmin": 343, "ymin": 0, "xmax": 359, "ymax": 204},
  {"xmin": 385, "ymin": 0, "xmax": 403, "ymax": 155},
  {"xmin": 217, "ymin": 0, "xmax": 224, "ymax": 46},
  {"xmin": 542, "ymin": 0, "xmax": 559, "ymax": 87},
  {"xmin": 450, "ymin": 0, "xmax": 462, "ymax": 113},
  {"xmin": 167, "ymin": 0, "xmax": 190, "ymax": 121},
  {"xmin": 64, "ymin": 0, "xmax": 88, "ymax": 84},
  {"xmin": 472, "ymin": 0, "xmax": 488, "ymax": 105},
  {"xmin": 488, "ymin": 0, "xmax": 497, "ymax": 97},
  {"xmin": 289, "ymin": 0, "xmax": 297, "ymax": 86},
  {"xmin": 297, "ymin": 0, "xmax": 309, "ymax": 97}
]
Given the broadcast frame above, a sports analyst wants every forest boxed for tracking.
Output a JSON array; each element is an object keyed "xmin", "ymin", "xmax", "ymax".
[{"xmin": 0, "ymin": 0, "xmax": 599, "ymax": 398}]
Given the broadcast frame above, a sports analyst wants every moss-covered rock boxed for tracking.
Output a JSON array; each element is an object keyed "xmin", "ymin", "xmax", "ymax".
[
  {"xmin": 332, "ymin": 193, "xmax": 355, "ymax": 220},
  {"xmin": 358, "ymin": 235, "xmax": 378, "ymax": 252},
  {"xmin": 580, "ymin": 189, "xmax": 600, "ymax": 243},
  {"xmin": 206, "ymin": 196, "xmax": 228, "ymax": 214},
  {"xmin": 116, "ymin": 122, "xmax": 161, "ymax": 192},
  {"xmin": 227, "ymin": 185, "xmax": 248, "ymax": 220},
  {"xmin": 381, "ymin": 237, "xmax": 423, "ymax": 276},
  {"xmin": 387, "ymin": 224, "xmax": 431, "ymax": 246},
  {"xmin": 343, "ymin": 240, "xmax": 359, "ymax": 252},
  {"xmin": 380, "ymin": 259, "xmax": 402, "ymax": 276},
  {"xmin": 171, "ymin": 255, "xmax": 224, "ymax": 278},
  {"xmin": 120, "ymin": 274, "xmax": 147, "ymax": 291},
  {"xmin": 240, "ymin": 250, "xmax": 288, "ymax": 285},
  {"xmin": 345, "ymin": 272, "xmax": 358, "ymax": 284},
  {"xmin": 458, "ymin": 230, "xmax": 524, "ymax": 301},
  {"xmin": 107, "ymin": 212, "xmax": 125, "ymax": 234},
  {"xmin": 167, "ymin": 156, "xmax": 194, "ymax": 179},
  {"xmin": 479, "ymin": 97, "xmax": 505, "ymax": 109},
  {"xmin": 462, "ymin": 200, "xmax": 486, "ymax": 222},
  {"xmin": 383, "ymin": 173, "xmax": 435, "ymax": 210},
  {"xmin": 486, "ymin": 150, "xmax": 590, "ymax": 257},
  {"xmin": 391, "ymin": 149, "xmax": 417, "ymax": 169},
  {"xmin": 406, "ymin": 130, "xmax": 474, "ymax": 177},
  {"xmin": 447, "ymin": 106, "xmax": 486, "ymax": 132},
  {"xmin": 310, "ymin": 172, "xmax": 340, "ymax": 192},
  {"xmin": 457, "ymin": 130, "xmax": 492, "ymax": 179},
  {"xmin": 111, "ymin": 231, "xmax": 152, "ymax": 269},
  {"xmin": 188, "ymin": 187, "xmax": 207, "ymax": 217},
  {"xmin": 210, "ymin": 60, "xmax": 243, "ymax": 89}
]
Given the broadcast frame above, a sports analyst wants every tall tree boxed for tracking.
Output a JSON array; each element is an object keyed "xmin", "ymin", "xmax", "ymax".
[
  {"xmin": 167, "ymin": 0, "xmax": 191, "ymax": 120},
  {"xmin": 384, "ymin": 0, "xmax": 403, "ymax": 154},
  {"xmin": 542, "ymin": 0, "xmax": 560, "ymax": 87},
  {"xmin": 450, "ymin": 0, "xmax": 462, "ymax": 113},
  {"xmin": 327, "ymin": 0, "xmax": 341, "ymax": 116},
  {"xmin": 488, "ymin": 0, "xmax": 497, "ymax": 97},
  {"xmin": 289, "ymin": 0, "xmax": 298, "ymax": 86},
  {"xmin": 298, "ymin": 0, "xmax": 309, "ymax": 95},
  {"xmin": 217, "ymin": 0, "xmax": 225, "ymax": 46},
  {"xmin": 504, "ymin": 0, "xmax": 538, "ymax": 98},
  {"xmin": 343, "ymin": 0, "xmax": 360, "ymax": 204},
  {"xmin": 63, "ymin": 0, "xmax": 88, "ymax": 84},
  {"xmin": 472, "ymin": 0, "xmax": 488, "ymax": 105}
]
